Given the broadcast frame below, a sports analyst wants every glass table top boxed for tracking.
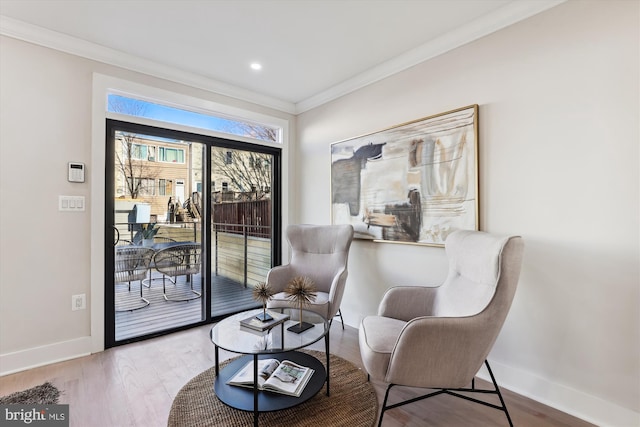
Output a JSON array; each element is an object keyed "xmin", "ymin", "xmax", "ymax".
[{"xmin": 210, "ymin": 308, "xmax": 329, "ymax": 355}]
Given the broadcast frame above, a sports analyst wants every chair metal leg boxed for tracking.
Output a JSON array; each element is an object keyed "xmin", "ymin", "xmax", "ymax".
[
  {"xmin": 162, "ymin": 274, "xmax": 201, "ymax": 302},
  {"xmin": 138, "ymin": 280, "xmax": 150, "ymax": 307},
  {"xmin": 329, "ymin": 308, "xmax": 345, "ymax": 330},
  {"xmin": 485, "ymin": 360, "xmax": 514, "ymax": 427},
  {"xmin": 143, "ymin": 271, "xmax": 175, "ymax": 288},
  {"xmin": 372, "ymin": 360, "xmax": 513, "ymax": 426},
  {"xmin": 378, "ymin": 384, "xmax": 394, "ymax": 427},
  {"xmin": 115, "ymin": 280, "xmax": 149, "ymax": 312}
]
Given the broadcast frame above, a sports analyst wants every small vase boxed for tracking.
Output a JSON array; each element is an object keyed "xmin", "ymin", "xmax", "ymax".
[{"xmin": 142, "ymin": 238, "xmax": 154, "ymax": 248}]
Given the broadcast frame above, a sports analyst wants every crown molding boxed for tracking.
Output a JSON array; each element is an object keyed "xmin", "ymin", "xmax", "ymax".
[
  {"xmin": 0, "ymin": 15, "xmax": 297, "ymax": 115},
  {"xmin": 294, "ymin": 0, "xmax": 566, "ymax": 114},
  {"xmin": 1, "ymin": 0, "xmax": 565, "ymax": 116}
]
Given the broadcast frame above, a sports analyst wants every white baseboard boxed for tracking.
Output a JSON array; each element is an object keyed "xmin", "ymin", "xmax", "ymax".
[
  {"xmin": 481, "ymin": 358, "xmax": 640, "ymax": 427},
  {"xmin": 0, "ymin": 337, "xmax": 92, "ymax": 376},
  {"xmin": 2, "ymin": 335, "xmax": 638, "ymax": 427}
]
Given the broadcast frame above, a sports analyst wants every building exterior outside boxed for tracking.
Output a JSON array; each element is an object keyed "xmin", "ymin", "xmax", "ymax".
[
  {"xmin": 114, "ymin": 133, "xmax": 199, "ymax": 221},
  {"xmin": 114, "ymin": 133, "xmax": 272, "ymax": 222}
]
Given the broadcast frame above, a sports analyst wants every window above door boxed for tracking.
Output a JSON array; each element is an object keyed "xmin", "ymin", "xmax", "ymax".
[{"xmin": 108, "ymin": 94, "xmax": 282, "ymax": 144}]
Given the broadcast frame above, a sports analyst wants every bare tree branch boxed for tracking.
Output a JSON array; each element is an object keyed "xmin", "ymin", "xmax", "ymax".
[
  {"xmin": 114, "ymin": 133, "xmax": 160, "ymax": 199},
  {"xmin": 211, "ymin": 148, "xmax": 271, "ymax": 200},
  {"xmin": 109, "ymin": 97, "xmax": 148, "ymax": 117}
]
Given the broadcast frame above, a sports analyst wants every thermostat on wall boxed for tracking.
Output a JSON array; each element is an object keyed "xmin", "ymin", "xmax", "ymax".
[{"xmin": 68, "ymin": 162, "xmax": 85, "ymax": 183}]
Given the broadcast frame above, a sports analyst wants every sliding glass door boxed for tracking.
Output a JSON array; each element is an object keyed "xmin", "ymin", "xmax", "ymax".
[
  {"xmin": 210, "ymin": 147, "xmax": 275, "ymax": 317},
  {"xmin": 105, "ymin": 119, "xmax": 280, "ymax": 347}
]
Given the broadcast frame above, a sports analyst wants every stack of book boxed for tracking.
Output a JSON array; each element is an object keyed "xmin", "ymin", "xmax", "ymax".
[{"xmin": 239, "ymin": 311, "xmax": 290, "ymax": 332}]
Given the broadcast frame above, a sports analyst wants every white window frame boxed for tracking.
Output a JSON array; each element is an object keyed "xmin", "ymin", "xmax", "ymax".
[
  {"xmin": 91, "ymin": 74, "xmax": 291, "ymax": 353},
  {"xmin": 107, "ymin": 93, "xmax": 282, "ymax": 143}
]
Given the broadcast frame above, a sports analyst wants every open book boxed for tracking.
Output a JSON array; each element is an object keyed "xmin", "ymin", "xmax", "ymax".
[{"xmin": 227, "ymin": 358, "xmax": 314, "ymax": 397}]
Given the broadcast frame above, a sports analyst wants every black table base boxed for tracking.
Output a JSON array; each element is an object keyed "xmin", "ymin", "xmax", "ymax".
[{"xmin": 214, "ymin": 351, "xmax": 326, "ymax": 424}]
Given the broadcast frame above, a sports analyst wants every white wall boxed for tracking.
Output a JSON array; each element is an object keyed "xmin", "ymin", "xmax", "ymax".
[
  {"xmin": 296, "ymin": 1, "xmax": 639, "ymax": 426},
  {"xmin": 0, "ymin": 1, "xmax": 638, "ymax": 425},
  {"xmin": 0, "ymin": 35, "xmax": 294, "ymax": 369}
]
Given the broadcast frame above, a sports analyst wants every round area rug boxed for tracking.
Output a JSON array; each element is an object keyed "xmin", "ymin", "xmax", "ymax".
[{"xmin": 168, "ymin": 350, "xmax": 377, "ymax": 427}]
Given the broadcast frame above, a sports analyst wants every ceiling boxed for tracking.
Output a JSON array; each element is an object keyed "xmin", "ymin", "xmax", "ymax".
[{"xmin": 0, "ymin": 0, "xmax": 562, "ymax": 113}]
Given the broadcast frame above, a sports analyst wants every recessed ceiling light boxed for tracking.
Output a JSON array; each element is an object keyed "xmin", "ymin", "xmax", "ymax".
[{"xmin": 250, "ymin": 63, "xmax": 262, "ymax": 71}]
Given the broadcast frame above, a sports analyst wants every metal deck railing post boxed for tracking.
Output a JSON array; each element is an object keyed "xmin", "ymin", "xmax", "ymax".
[
  {"xmin": 215, "ymin": 224, "xmax": 219, "ymax": 276},
  {"xmin": 243, "ymin": 223, "xmax": 248, "ymax": 287}
]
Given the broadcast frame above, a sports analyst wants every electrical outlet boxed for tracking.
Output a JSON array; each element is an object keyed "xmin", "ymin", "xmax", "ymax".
[{"xmin": 72, "ymin": 294, "xmax": 86, "ymax": 311}]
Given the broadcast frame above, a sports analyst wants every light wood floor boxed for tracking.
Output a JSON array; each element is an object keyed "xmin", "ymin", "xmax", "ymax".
[{"xmin": 0, "ymin": 323, "xmax": 595, "ymax": 427}]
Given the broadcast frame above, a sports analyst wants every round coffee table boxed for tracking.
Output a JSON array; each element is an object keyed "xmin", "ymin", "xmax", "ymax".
[{"xmin": 210, "ymin": 308, "xmax": 330, "ymax": 426}]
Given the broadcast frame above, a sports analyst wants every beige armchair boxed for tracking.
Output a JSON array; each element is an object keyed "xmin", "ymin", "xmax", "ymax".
[
  {"xmin": 266, "ymin": 224, "xmax": 354, "ymax": 328},
  {"xmin": 359, "ymin": 230, "xmax": 524, "ymax": 426}
]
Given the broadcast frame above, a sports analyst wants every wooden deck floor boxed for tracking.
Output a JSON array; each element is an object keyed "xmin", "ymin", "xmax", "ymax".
[{"xmin": 115, "ymin": 271, "xmax": 259, "ymax": 341}]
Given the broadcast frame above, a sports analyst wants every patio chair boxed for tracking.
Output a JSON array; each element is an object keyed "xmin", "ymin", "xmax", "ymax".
[
  {"xmin": 139, "ymin": 236, "xmax": 178, "ymax": 288},
  {"xmin": 114, "ymin": 246, "xmax": 155, "ymax": 311},
  {"xmin": 154, "ymin": 243, "xmax": 202, "ymax": 301}
]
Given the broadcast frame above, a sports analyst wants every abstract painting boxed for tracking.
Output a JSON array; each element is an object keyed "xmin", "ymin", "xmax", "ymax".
[{"xmin": 331, "ymin": 105, "xmax": 478, "ymax": 246}]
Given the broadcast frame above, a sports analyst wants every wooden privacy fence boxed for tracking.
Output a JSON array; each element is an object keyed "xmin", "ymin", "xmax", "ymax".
[{"xmin": 212, "ymin": 199, "xmax": 271, "ymax": 238}]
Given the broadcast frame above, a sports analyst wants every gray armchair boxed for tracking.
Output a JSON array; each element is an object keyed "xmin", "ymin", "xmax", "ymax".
[
  {"xmin": 266, "ymin": 224, "xmax": 354, "ymax": 327},
  {"xmin": 359, "ymin": 230, "xmax": 524, "ymax": 426}
]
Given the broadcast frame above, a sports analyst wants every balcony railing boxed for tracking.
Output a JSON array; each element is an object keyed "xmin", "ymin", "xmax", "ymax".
[
  {"xmin": 114, "ymin": 220, "xmax": 271, "ymax": 288},
  {"xmin": 213, "ymin": 223, "xmax": 272, "ymax": 287},
  {"xmin": 113, "ymin": 221, "xmax": 272, "ymax": 341}
]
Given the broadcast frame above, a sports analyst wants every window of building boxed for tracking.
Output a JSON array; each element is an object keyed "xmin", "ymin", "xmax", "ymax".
[
  {"xmin": 130, "ymin": 143, "xmax": 147, "ymax": 160},
  {"xmin": 159, "ymin": 147, "xmax": 185, "ymax": 163},
  {"xmin": 158, "ymin": 179, "xmax": 167, "ymax": 196},
  {"xmin": 225, "ymin": 151, "xmax": 233, "ymax": 165},
  {"xmin": 126, "ymin": 177, "xmax": 155, "ymax": 196}
]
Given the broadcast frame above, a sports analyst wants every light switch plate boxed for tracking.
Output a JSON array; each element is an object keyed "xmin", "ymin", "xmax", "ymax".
[{"xmin": 59, "ymin": 196, "xmax": 85, "ymax": 211}]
